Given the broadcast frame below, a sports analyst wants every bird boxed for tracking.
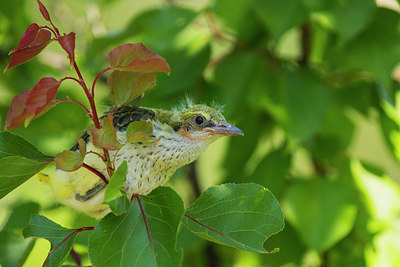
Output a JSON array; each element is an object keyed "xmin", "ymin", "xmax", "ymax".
[{"xmin": 38, "ymin": 102, "xmax": 243, "ymax": 219}]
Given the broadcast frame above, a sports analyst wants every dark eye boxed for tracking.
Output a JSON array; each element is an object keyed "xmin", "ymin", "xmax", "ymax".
[{"xmin": 195, "ymin": 115, "xmax": 204, "ymax": 125}]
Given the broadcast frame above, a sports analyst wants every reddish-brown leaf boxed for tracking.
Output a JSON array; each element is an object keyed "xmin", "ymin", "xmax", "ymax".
[
  {"xmin": 7, "ymin": 27, "xmax": 52, "ymax": 70},
  {"xmin": 37, "ymin": 0, "xmax": 51, "ymax": 21},
  {"xmin": 58, "ymin": 32, "xmax": 75, "ymax": 65},
  {"xmin": 88, "ymin": 114, "xmax": 122, "ymax": 150},
  {"xmin": 55, "ymin": 138, "xmax": 87, "ymax": 172},
  {"xmin": 5, "ymin": 77, "xmax": 61, "ymax": 130},
  {"xmin": 107, "ymin": 71, "xmax": 156, "ymax": 106},
  {"xmin": 108, "ymin": 43, "xmax": 170, "ymax": 74},
  {"xmin": 10, "ymin": 24, "xmax": 41, "ymax": 54}
]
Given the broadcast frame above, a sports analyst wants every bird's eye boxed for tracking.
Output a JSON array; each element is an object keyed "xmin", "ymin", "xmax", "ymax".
[{"xmin": 194, "ymin": 115, "xmax": 204, "ymax": 125}]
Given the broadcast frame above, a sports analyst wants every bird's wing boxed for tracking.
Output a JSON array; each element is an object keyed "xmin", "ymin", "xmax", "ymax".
[
  {"xmin": 71, "ymin": 106, "xmax": 156, "ymax": 151},
  {"xmin": 112, "ymin": 106, "xmax": 156, "ymax": 131}
]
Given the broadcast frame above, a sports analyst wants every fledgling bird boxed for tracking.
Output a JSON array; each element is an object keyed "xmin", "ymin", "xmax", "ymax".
[{"xmin": 39, "ymin": 103, "xmax": 243, "ymax": 219}]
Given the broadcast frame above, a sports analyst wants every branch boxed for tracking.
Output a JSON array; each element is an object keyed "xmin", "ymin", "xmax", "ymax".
[
  {"xmin": 92, "ymin": 67, "xmax": 112, "ymax": 96},
  {"xmin": 82, "ymin": 163, "xmax": 108, "ymax": 184},
  {"xmin": 56, "ymin": 98, "xmax": 92, "ymax": 118}
]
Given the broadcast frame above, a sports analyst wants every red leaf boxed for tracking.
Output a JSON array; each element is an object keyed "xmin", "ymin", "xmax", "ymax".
[
  {"xmin": 58, "ymin": 32, "xmax": 76, "ymax": 64},
  {"xmin": 37, "ymin": 0, "xmax": 51, "ymax": 21},
  {"xmin": 55, "ymin": 138, "xmax": 86, "ymax": 172},
  {"xmin": 5, "ymin": 77, "xmax": 61, "ymax": 130},
  {"xmin": 108, "ymin": 43, "xmax": 170, "ymax": 74},
  {"xmin": 10, "ymin": 24, "xmax": 40, "ymax": 54},
  {"xmin": 88, "ymin": 114, "xmax": 122, "ymax": 150},
  {"xmin": 7, "ymin": 27, "xmax": 52, "ymax": 70},
  {"xmin": 107, "ymin": 71, "xmax": 156, "ymax": 106}
]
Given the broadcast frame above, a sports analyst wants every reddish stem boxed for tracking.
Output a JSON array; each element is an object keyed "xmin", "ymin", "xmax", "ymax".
[
  {"xmin": 42, "ymin": 25, "xmax": 58, "ymax": 38},
  {"xmin": 71, "ymin": 60, "xmax": 113, "ymax": 177},
  {"xmin": 136, "ymin": 195, "xmax": 156, "ymax": 265},
  {"xmin": 86, "ymin": 150, "xmax": 106, "ymax": 162},
  {"xmin": 82, "ymin": 163, "xmax": 108, "ymax": 184},
  {"xmin": 42, "ymin": 226, "xmax": 94, "ymax": 267},
  {"xmin": 61, "ymin": 76, "xmax": 82, "ymax": 85},
  {"xmin": 56, "ymin": 98, "xmax": 92, "ymax": 118},
  {"xmin": 69, "ymin": 247, "xmax": 81, "ymax": 266},
  {"xmin": 92, "ymin": 67, "xmax": 112, "ymax": 96},
  {"xmin": 50, "ymin": 21, "xmax": 60, "ymax": 37}
]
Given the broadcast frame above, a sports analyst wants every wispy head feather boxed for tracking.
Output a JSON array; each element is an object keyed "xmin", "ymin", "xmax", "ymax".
[{"xmin": 173, "ymin": 95, "xmax": 224, "ymax": 114}]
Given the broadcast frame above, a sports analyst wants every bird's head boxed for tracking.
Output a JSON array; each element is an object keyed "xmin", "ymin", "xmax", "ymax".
[{"xmin": 177, "ymin": 105, "xmax": 243, "ymax": 142}]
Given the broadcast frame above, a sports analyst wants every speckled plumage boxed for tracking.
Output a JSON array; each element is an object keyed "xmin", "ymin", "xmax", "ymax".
[{"xmin": 42, "ymin": 104, "xmax": 243, "ymax": 218}]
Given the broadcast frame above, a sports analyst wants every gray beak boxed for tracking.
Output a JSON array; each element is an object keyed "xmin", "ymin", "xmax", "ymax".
[{"xmin": 205, "ymin": 121, "xmax": 244, "ymax": 136}]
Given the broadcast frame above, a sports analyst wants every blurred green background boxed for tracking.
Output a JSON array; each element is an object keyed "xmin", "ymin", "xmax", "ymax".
[{"xmin": 2, "ymin": 0, "xmax": 400, "ymax": 266}]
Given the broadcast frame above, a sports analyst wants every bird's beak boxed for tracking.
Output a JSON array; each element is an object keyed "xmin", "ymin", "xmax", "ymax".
[{"xmin": 205, "ymin": 121, "xmax": 244, "ymax": 136}]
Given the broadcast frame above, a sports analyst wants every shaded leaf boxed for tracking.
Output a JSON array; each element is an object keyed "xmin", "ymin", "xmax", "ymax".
[
  {"xmin": 251, "ymin": 146, "xmax": 291, "ymax": 197},
  {"xmin": 251, "ymin": 0, "xmax": 308, "ymax": 42},
  {"xmin": 0, "ymin": 157, "xmax": 50, "ymax": 199},
  {"xmin": 329, "ymin": 0, "xmax": 376, "ymax": 42},
  {"xmin": 107, "ymin": 71, "xmax": 156, "ymax": 106},
  {"xmin": 0, "ymin": 132, "xmax": 51, "ymax": 161},
  {"xmin": 282, "ymin": 179, "xmax": 357, "ymax": 251},
  {"xmin": 88, "ymin": 114, "xmax": 122, "ymax": 150},
  {"xmin": 58, "ymin": 32, "xmax": 75, "ymax": 65},
  {"xmin": 126, "ymin": 121, "xmax": 160, "ymax": 143},
  {"xmin": 23, "ymin": 214, "xmax": 76, "ymax": 267},
  {"xmin": 182, "ymin": 183, "xmax": 284, "ymax": 253},
  {"xmin": 104, "ymin": 161, "xmax": 129, "ymax": 215},
  {"xmin": 3, "ymin": 202, "xmax": 40, "ymax": 231},
  {"xmin": 0, "ymin": 202, "xmax": 40, "ymax": 266},
  {"xmin": 0, "ymin": 232, "xmax": 36, "ymax": 267},
  {"xmin": 5, "ymin": 77, "xmax": 61, "ymax": 130},
  {"xmin": 36, "ymin": 0, "xmax": 51, "ymax": 21},
  {"xmin": 330, "ymin": 8, "xmax": 400, "ymax": 88},
  {"xmin": 7, "ymin": 25, "xmax": 52, "ymax": 70},
  {"xmin": 54, "ymin": 138, "xmax": 86, "ymax": 172},
  {"xmin": 108, "ymin": 43, "xmax": 170, "ymax": 74},
  {"xmin": 89, "ymin": 187, "xmax": 184, "ymax": 267},
  {"xmin": 251, "ymin": 66, "xmax": 330, "ymax": 144}
]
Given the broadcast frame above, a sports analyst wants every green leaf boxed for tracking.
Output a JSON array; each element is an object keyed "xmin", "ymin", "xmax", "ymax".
[
  {"xmin": 104, "ymin": 161, "xmax": 128, "ymax": 202},
  {"xmin": 351, "ymin": 160, "xmax": 400, "ymax": 223},
  {"xmin": 282, "ymin": 179, "xmax": 357, "ymax": 251},
  {"xmin": 89, "ymin": 187, "xmax": 184, "ymax": 267},
  {"xmin": 126, "ymin": 121, "xmax": 160, "ymax": 143},
  {"xmin": 379, "ymin": 93, "xmax": 400, "ymax": 162},
  {"xmin": 0, "ymin": 202, "xmax": 40, "ymax": 266},
  {"xmin": 23, "ymin": 214, "xmax": 76, "ymax": 267},
  {"xmin": 250, "ymin": 67, "xmax": 331, "ymax": 144},
  {"xmin": 251, "ymin": 147, "xmax": 291, "ymax": 197},
  {"xmin": 330, "ymin": 8, "xmax": 400, "ymax": 88},
  {"xmin": 0, "ymin": 156, "xmax": 50, "ymax": 199},
  {"xmin": 0, "ymin": 232, "xmax": 36, "ymax": 267},
  {"xmin": 328, "ymin": 0, "xmax": 376, "ymax": 42},
  {"xmin": 104, "ymin": 161, "xmax": 130, "ymax": 215},
  {"xmin": 107, "ymin": 195, "xmax": 130, "ymax": 216},
  {"xmin": 182, "ymin": 183, "xmax": 284, "ymax": 253},
  {"xmin": 88, "ymin": 114, "xmax": 122, "ymax": 150},
  {"xmin": 0, "ymin": 131, "xmax": 50, "ymax": 161},
  {"xmin": 213, "ymin": 0, "xmax": 262, "ymax": 42},
  {"xmin": 108, "ymin": 71, "xmax": 156, "ymax": 106},
  {"xmin": 3, "ymin": 202, "xmax": 40, "ymax": 231},
  {"xmin": 251, "ymin": 0, "xmax": 308, "ymax": 42},
  {"xmin": 54, "ymin": 138, "xmax": 86, "ymax": 172}
]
